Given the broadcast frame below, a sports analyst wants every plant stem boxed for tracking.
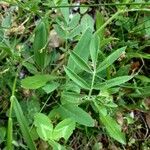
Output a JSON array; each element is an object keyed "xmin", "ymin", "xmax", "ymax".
[
  {"xmin": 88, "ymin": 70, "xmax": 96, "ymax": 98},
  {"xmin": 95, "ymin": 10, "xmax": 122, "ymax": 34},
  {"xmin": 48, "ymin": 3, "xmax": 150, "ymax": 8}
]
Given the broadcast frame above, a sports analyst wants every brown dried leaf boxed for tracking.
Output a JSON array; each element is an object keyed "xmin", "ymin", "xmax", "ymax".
[
  {"xmin": 145, "ymin": 112, "xmax": 150, "ymax": 128},
  {"xmin": 49, "ymin": 29, "xmax": 62, "ymax": 48}
]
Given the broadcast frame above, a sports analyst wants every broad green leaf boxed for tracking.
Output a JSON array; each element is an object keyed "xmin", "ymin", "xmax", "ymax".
[
  {"xmin": 54, "ymin": 24, "xmax": 67, "ymax": 39},
  {"xmin": 42, "ymin": 82, "xmax": 60, "ymax": 94},
  {"xmin": 27, "ymin": 99, "xmax": 41, "ymax": 123},
  {"xmin": 34, "ymin": 113, "xmax": 53, "ymax": 141},
  {"xmin": 61, "ymin": 91, "xmax": 81, "ymax": 104},
  {"xmin": 57, "ymin": 104, "xmax": 95, "ymax": 127},
  {"xmin": 68, "ymin": 13, "xmax": 80, "ymax": 29},
  {"xmin": 12, "ymin": 96, "xmax": 36, "ymax": 150},
  {"xmin": 67, "ymin": 28, "xmax": 92, "ymax": 72},
  {"xmin": 64, "ymin": 67, "xmax": 90, "ymax": 89},
  {"xmin": 53, "ymin": 118, "xmax": 75, "ymax": 141},
  {"xmin": 70, "ymin": 51, "xmax": 92, "ymax": 73},
  {"xmin": 48, "ymin": 140, "xmax": 66, "ymax": 150},
  {"xmin": 94, "ymin": 76, "xmax": 133, "ymax": 90},
  {"xmin": 23, "ymin": 62, "xmax": 38, "ymax": 74},
  {"xmin": 99, "ymin": 113, "xmax": 126, "ymax": 144},
  {"xmin": 90, "ymin": 34, "xmax": 100, "ymax": 66},
  {"xmin": 80, "ymin": 6, "xmax": 89, "ymax": 14},
  {"xmin": 33, "ymin": 21, "xmax": 48, "ymax": 69},
  {"xmin": 60, "ymin": 0, "xmax": 69, "ymax": 24},
  {"xmin": 96, "ymin": 46, "xmax": 127, "ymax": 73},
  {"xmin": 81, "ymin": 14, "xmax": 94, "ymax": 32},
  {"xmin": 68, "ymin": 25, "xmax": 81, "ymax": 39},
  {"xmin": 21, "ymin": 74, "xmax": 58, "ymax": 89}
]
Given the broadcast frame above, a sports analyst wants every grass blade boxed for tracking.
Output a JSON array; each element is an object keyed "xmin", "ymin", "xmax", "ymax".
[
  {"xmin": 12, "ymin": 96, "xmax": 36, "ymax": 150},
  {"xmin": 6, "ymin": 118, "xmax": 13, "ymax": 150}
]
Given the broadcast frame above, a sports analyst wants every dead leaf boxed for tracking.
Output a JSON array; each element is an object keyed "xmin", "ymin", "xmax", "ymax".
[
  {"xmin": 49, "ymin": 29, "xmax": 62, "ymax": 48},
  {"xmin": 145, "ymin": 112, "xmax": 150, "ymax": 128},
  {"xmin": 116, "ymin": 112, "xmax": 124, "ymax": 126}
]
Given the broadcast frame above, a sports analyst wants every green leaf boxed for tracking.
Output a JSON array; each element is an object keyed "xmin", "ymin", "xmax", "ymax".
[
  {"xmin": 64, "ymin": 66, "xmax": 90, "ymax": 89},
  {"xmin": 61, "ymin": 91, "xmax": 81, "ymax": 104},
  {"xmin": 96, "ymin": 46, "xmax": 127, "ymax": 73},
  {"xmin": 99, "ymin": 113, "xmax": 126, "ymax": 144},
  {"xmin": 94, "ymin": 76, "xmax": 133, "ymax": 90},
  {"xmin": 53, "ymin": 118, "xmax": 75, "ymax": 141},
  {"xmin": 68, "ymin": 25, "xmax": 81, "ymax": 39},
  {"xmin": 90, "ymin": 34, "xmax": 100, "ymax": 66},
  {"xmin": 34, "ymin": 113, "xmax": 53, "ymax": 141},
  {"xmin": 67, "ymin": 28, "xmax": 92, "ymax": 72},
  {"xmin": 70, "ymin": 51, "xmax": 92, "ymax": 73},
  {"xmin": 48, "ymin": 140, "xmax": 66, "ymax": 150},
  {"xmin": 21, "ymin": 74, "xmax": 58, "ymax": 89},
  {"xmin": 33, "ymin": 21, "xmax": 48, "ymax": 69},
  {"xmin": 12, "ymin": 96, "xmax": 36, "ymax": 150},
  {"xmin": 60, "ymin": 0, "xmax": 69, "ymax": 24},
  {"xmin": 42, "ymin": 82, "xmax": 60, "ymax": 94},
  {"xmin": 136, "ymin": 75, "xmax": 150, "ymax": 83},
  {"xmin": 68, "ymin": 13, "xmax": 80, "ymax": 29},
  {"xmin": 54, "ymin": 24, "xmax": 67, "ymax": 39},
  {"xmin": 23, "ymin": 62, "xmax": 38, "ymax": 74},
  {"xmin": 127, "ymin": 52, "xmax": 150, "ymax": 59},
  {"xmin": 2, "ymin": 13, "xmax": 11, "ymax": 28},
  {"xmin": 81, "ymin": 14, "xmax": 94, "ymax": 32},
  {"xmin": 0, "ymin": 127, "xmax": 6, "ymax": 143},
  {"xmin": 57, "ymin": 104, "xmax": 95, "ymax": 127}
]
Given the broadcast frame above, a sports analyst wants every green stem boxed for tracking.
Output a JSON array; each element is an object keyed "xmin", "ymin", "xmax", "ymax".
[
  {"xmin": 88, "ymin": 70, "xmax": 96, "ymax": 97},
  {"xmin": 96, "ymin": 8, "xmax": 150, "ymax": 35},
  {"xmin": 95, "ymin": 10, "xmax": 122, "ymax": 34},
  {"xmin": 48, "ymin": 3, "xmax": 150, "ymax": 8}
]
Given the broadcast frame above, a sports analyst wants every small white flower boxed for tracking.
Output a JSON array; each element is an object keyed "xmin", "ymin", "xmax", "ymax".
[{"xmin": 129, "ymin": 111, "xmax": 134, "ymax": 119}]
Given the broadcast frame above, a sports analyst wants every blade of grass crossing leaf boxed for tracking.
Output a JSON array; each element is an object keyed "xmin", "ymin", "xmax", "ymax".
[
  {"xmin": 12, "ymin": 96, "xmax": 36, "ymax": 150},
  {"xmin": 96, "ymin": 46, "xmax": 127, "ymax": 73},
  {"xmin": 70, "ymin": 51, "xmax": 92, "ymax": 73},
  {"xmin": 96, "ymin": 11, "xmax": 105, "ymax": 40},
  {"xmin": 64, "ymin": 67, "xmax": 90, "ymax": 89}
]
